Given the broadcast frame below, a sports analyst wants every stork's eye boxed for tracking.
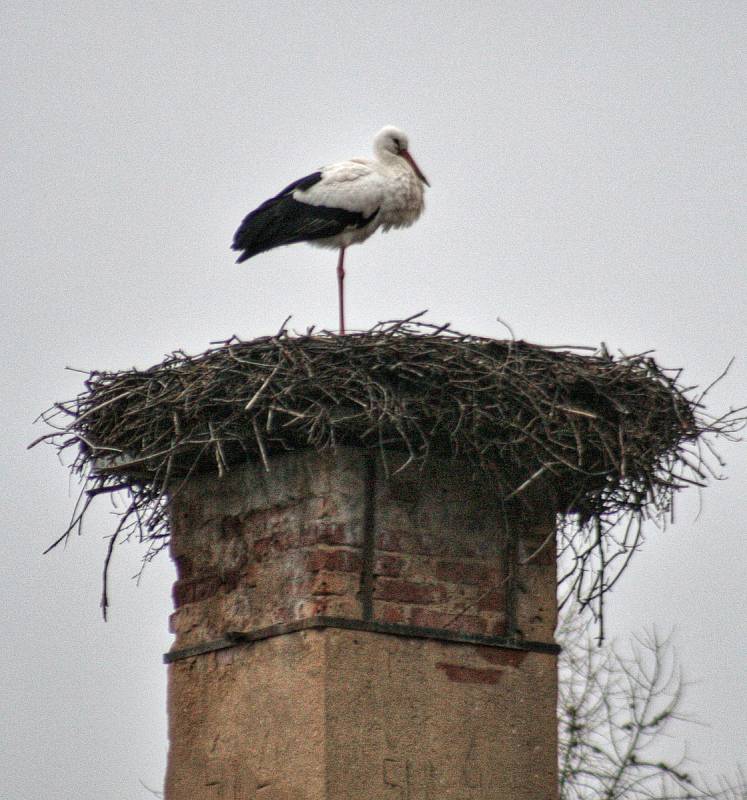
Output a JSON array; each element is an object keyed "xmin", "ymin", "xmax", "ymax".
[{"xmin": 392, "ymin": 137, "xmax": 402, "ymax": 151}]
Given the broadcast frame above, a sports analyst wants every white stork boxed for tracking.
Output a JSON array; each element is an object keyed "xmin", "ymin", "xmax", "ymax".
[{"xmin": 232, "ymin": 126, "xmax": 429, "ymax": 334}]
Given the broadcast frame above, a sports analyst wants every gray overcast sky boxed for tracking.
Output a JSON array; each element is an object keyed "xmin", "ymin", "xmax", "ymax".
[{"xmin": 2, "ymin": 2, "xmax": 745, "ymax": 797}]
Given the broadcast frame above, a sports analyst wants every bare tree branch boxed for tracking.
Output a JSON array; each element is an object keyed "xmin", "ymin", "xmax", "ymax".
[{"xmin": 558, "ymin": 610, "xmax": 746, "ymax": 799}]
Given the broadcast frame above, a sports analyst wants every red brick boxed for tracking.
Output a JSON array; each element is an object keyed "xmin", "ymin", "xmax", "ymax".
[
  {"xmin": 271, "ymin": 604, "xmax": 294, "ymax": 624},
  {"xmin": 435, "ymin": 560, "xmax": 495, "ymax": 586},
  {"xmin": 373, "ymin": 579, "xmax": 444, "ymax": 605},
  {"xmin": 476, "ymin": 586, "xmax": 505, "ymax": 612},
  {"xmin": 300, "ymin": 521, "xmax": 354, "ymax": 546},
  {"xmin": 293, "ymin": 596, "xmax": 360, "ymax": 619},
  {"xmin": 285, "ymin": 578, "xmax": 312, "ymax": 597},
  {"xmin": 373, "ymin": 554, "xmax": 405, "ymax": 577},
  {"xmin": 219, "ymin": 515, "xmax": 243, "ymax": 538},
  {"xmin": 300, "ymin": 522, "xmax": 325, "ymax": 546},
  {"xmin": 410, "ymin": 607, "xmax": 487, "ymax": 635},
  {"xmin": 252, "ymin": 537, "xmax": 273, "ymax": 560},
  {"xmin": 310, "ymin": 571, "xmax": 354, "ymax": 596},
  {"xmin": 309, "ymin": 495, "xmax": 340, "ymax": 519},
  {"xmin": 377, "ymin": 529, "xmax": 402, "ymax": 552},
  {"xmin": 243, "ymin": 508, "xmax": 272, "ymax": 533},
  {"xmin": 311, "ymin": 597, "xmax": 332, "ymax": 616},
  {"xmin": 373, "ymin": 601, "xmax": 407, "ymax": 624},
  {"xmin": 487, "ymin": 615, "xmax": 508, "ymax": 636},
  {"xmin": 526, "ymin": 541, "xmax": 556, "ymax": 566},
  {"xmin": 172, "ymin": 575, "xmax": 223, "ymax": 606},
  {"xmin": 168, "ymin": 606, "xmax": 200, "ymax": 635},
  {"xmin": 436, "ymin": 663, "xmax": 504, "ymax": 684},
  {"xmin": 478, "ymin": 648, "xmax": 527, "ymax": 669},
  {"xmin": 173, "ymin": 554, "xmax": 194, "ymax": 581},
  {"xmin": 243, "ymin": 562, "xmax": 259, "ymax": 587},
  {"xmin": 273, "ymin": 530, "xmax": 299, "ymax": 551},
  {"xmin": 321, "ymin": 522, "xmax": 349, "ymax": 545},
  {"xmin": 378, "ymin": 527, "xmax": 489, "ymax": 558},
  {"xmin": 306, "ymin": 548, "xmax": 362, "ymax": 574},
  {"xmin": 251, "ymin": 530, "xmax": 299, "ymax": 559},
  {"xmin": 169, "ymin": 499, "xmax": 201, "ymax": 537},
  {"xmin": 378, "ymin": 528, "xmax": 426, "ymax": 554}
]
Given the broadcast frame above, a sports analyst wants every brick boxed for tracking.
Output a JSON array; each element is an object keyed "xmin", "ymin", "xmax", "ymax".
[
  {"xmin": 477, "ymin": 648, "xmax": 527, "ymax": 669},
  {"xmin": 409, "ymin": 607, "xmax": 488, "ymax": 636},
  {"xmin": 310, "ymin": 571, "xmax": 355, "ymax": 597},
  {"xmin": 528, "ymin": 543, "xmax": 556, "ymax": 567},
  {"xmin": 242, "ymin": 508, "xmax": 272, "ymax": 533},
  {"xmin": 379, "ymin": 527, "xmax": 492, "ymax": 559},
  {"xmin": 168, "ymin": 606, "xmax": 201, "ymax": 635},
  {"xmin": 293, "ymin": 595, "xmax": 361, "ymax": 619},
  {"xmin": 252, "ymin": 537, "xmax": 273, "ymax": 561},
  {"xmin": 273, "ymin": 530, "xmax": 299, "ymax": 552},
  {"xmin": 378, "ymin": 528, "xmax": 426, "ymax": 555},
  {"xmin": 172, "ymin": 575, "xmax": 223, "ymax": 606},
  {"xmin": 300, "ymin": 521, "xmax": 355, "ymax": 547},
  {"xmin": 169, "ymin": 498, "xmax": 201, "ymax": 538},
  {"xmin": 436, "ymin": 663, "xmax": 505, "ymax": 685},
  {"xmin": 487, "ymin": 615, "xmax": 508, "ymax": 636},
  {"xmin": 214, "ymin": 648, "xmax": 235, "ymax": 668},
  {"xmin": 373, "ymin": 554, "xmax": 405, "ymax": 577},
  {"xmin": 278, "ymin": 603, "xmax": 297, "ymax": 622},
  {"xmin": 243, "ymin": 562, "xmax": 259, "ymax": 588},
  {"xmin": 250, "ymin": 530, "xmax": 300, "ymax": 560},
  {"xmin": 299, "ymin": 522, "xmax": 321, "ymax": 546},
  {"xmin": 285, "ymin": 578, "xmax": 312, "ymax": 597},
  {"xmin": 476, "ymin": 586, "xmax": 505, "ymax": 612},
  {"xmin": 322, "ymin": 595, "xmax": 362, "ymax": 618},
  {"xmin": 398, "ymin": 555, "xmax": 434, "ymax": 583},
  {"xmin": 173, "ymin": 554, "xmax": 194, "ymax": 581},
  {"xmin": 306, "ymin": 549, "xmax": 362, "ymax": 574},
  {"xmin": 435, "ymin": 559, "xmax": 496, "ymax": 586},
  {"xmin": 309, "ymin": 495, "xmax": 340, "ymax": 518},
  {"xmin": 219, "ymin": 514, "xmax": 243, "ymax": 538},
  {"xmin": 373, "ymin": 579, "xmax": 445, "ymax": 605},
  {"xmin": 373, "ymin": 601, "xmax": 407, "ymax": 624}
]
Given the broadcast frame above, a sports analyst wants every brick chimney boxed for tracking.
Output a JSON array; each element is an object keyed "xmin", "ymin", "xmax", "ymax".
[
  {"xmin": 164, "ymin": 447, "xmax": 558, "ymax": 799},
  {"xmin": 36, "ymin": 321, "xmax": 710, "ymax": 800}
]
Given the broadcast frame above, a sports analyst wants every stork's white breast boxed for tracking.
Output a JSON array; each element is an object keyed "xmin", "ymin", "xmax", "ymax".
[{"xmin": 293, "ymin": 157, "xmax": 424, "ymax": 230}]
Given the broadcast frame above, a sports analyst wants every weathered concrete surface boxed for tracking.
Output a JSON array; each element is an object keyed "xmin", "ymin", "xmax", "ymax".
[
  {"xmin": 166, "ymin": 631, "xmax": 325, "ymax": 800},
  {"xmin": 165, "ymin": 448, "xmax": 559, "ymax": 799},
  {"xmin": 324, "ymin": 629, "xmax": 558, "ymax": 800},
  {"xmin": 166, "ymin": 628, "xmax": 558, "ymax": 800}
]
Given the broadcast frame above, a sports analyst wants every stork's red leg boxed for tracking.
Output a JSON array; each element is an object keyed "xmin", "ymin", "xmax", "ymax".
[{"xmin": 337, "ymin": 247, "xmax": 346, "ymax": 335}]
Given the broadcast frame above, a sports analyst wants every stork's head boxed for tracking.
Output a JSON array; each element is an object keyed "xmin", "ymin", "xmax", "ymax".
[{"xmin": 374, "ymin": 126, "xmax": 430, "ymax": 186}]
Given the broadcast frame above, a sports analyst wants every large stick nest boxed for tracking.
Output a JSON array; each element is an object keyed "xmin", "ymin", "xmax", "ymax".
[{"xmin": 33, "ymin": 318, "xmax": 743, "ymax": 619}]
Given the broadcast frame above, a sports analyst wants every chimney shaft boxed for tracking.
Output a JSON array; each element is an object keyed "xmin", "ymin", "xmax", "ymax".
[{"xmin": 165, "ymin": 447, "xmax": 559, "ymax": 799}]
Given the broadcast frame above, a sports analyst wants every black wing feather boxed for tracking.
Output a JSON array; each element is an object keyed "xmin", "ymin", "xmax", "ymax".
[{"xmin": 232, "ymin": 171, "xmax": 375, "ymax": 263}]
